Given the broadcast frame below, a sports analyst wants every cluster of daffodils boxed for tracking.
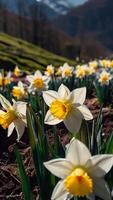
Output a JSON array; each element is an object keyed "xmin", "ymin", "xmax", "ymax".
[
  {"xmin": 1, "ymin": 59, "xmax": 113, "ymax": 99},
  {"xmin": 44, "ymin": 138, "xmax": 113, "ymax": 200},
  {"xmin": 0, "ymin": 59, "xmax": 113, "ymax": 139},
  {"xmin": 75, "ymin": 64, "xmax": 95, "ymax": 79},
  {"xmin": 0, "ymin": 63, "xmax": 113, "ymax": 200},
  {"xmin": 42, "ymin": 60, "xmax": 113, "ymax": 86}
]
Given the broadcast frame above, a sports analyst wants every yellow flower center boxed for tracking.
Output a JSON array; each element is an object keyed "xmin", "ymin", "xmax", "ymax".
[
  {"xmin": 12, "ymin": 87, "xmax": 25, "ymax": 99},
  {"xmin": 64, "ymin": 69, "xmax": 72, "ymax": 77},
  {"xmin": 0, "ymin": 109, "xmax": 17, "ymax": 129},
  {"xmin": 76, "ymin": 68, "xmax": 86, "ymax": 78},
  {"xmin": 33, "ymin": 78, "xmax": 44, "ymax": 89},
  {"xmin": 47, "ymin": 68, "xmax": 53, "ymax": 75},
  {"xmin": 0, "ymin": 78, "xmax": 11, "ymax": 86},
  {"xmin": 50, "ymin": 100, "xmax": 72, "ymax": 119},
  {"xmin": 100, "ymin": 73, "xmax": 110, "ymax": 83},
  {"xmin": 64, "ymin": 168, "xmax": 93, "ymax": 197}
]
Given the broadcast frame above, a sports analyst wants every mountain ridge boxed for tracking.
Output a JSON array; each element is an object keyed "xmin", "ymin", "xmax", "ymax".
[{"xmin": 53, "ymin": 0, "xmax": 113, "ymax": 53}]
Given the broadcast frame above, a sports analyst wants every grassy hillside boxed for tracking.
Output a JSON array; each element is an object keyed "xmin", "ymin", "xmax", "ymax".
[{"xmin": 0, "ymin": 32, "xmax": 74, "ymax": 71}]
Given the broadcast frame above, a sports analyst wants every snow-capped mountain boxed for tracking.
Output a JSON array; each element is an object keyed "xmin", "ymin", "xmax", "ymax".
[
  {"xmin": 37, "ymin": 0, "xmax": 73, "ymax": 14},
  {"xmin": 0, "ymin": 0, "xmax": 89, "ymax": 20},
  {"xmin": 36, "ymin": 0, "xmax": 88, "ymax": 14}
]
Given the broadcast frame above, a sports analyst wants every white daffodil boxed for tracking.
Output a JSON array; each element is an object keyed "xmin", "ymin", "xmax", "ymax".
[
  {"xmin": 0, "ymin": 94, "xmax": 27, "ymax": 141},
  {"xmin": 99, "ymin": 59, "xmax": 111, "ymax": 68},
  {"xmin": 0, "ymin": 71, "xmax": 12, "ymax": 86},
  {"xmin": 45, "ymin": 65, "xmax": 54, "ymax": 76},
  {"xmin": 44, "ymin": 138, "xmax": 113, "ymax": 200},
  {"xmin": 98, "ymin": 70, "xmax": 112, "ymax": 85},
  {"xmin": 60, "ymin": 63, "xmax": 74, "ymax": 78},
  {"xmin": 26, "ymin": 70, "xmax": 50, "ymax": 91},
  {"xmin": 43, "ymin": 84, "xmax": 93, "ymax": 133},
  {"xmin": 89, "ymin": 61, "xmax": 98, "ymax": 69},
  {"xmin": 12, "ymin": 81, "xmax": 27, "ymax": 100},
  {"xmin": 76, "ymin": 65, "xmax": 86, "ymax": 79}
]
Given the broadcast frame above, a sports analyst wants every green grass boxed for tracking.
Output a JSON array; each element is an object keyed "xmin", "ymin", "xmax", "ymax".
[{"xmin": 0, "ymin": 32, "xmax": 75, "ymax": 71}]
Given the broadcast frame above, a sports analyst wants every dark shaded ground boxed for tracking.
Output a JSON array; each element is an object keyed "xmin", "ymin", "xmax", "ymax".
[{"xmin": 0, "ymin": 97, "xmax": 113, "ymax": 199}]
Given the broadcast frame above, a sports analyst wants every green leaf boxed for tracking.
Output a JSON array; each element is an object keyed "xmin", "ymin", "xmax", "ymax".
[
  {"xmin": 104, "ymin": 132, "xmax": 113, "ymax": 154},
  {"xmin": 14, "ymin": 145, "xmax": 33, "ymax": 200}
]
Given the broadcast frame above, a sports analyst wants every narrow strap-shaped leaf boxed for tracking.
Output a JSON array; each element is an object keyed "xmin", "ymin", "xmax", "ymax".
[{"xmin": 14, "ymin": 145, "xmax": 33, "ymax": 200}]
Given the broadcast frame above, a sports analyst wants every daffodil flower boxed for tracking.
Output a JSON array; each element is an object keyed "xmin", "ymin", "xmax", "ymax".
[
  {"xmin": 89, "ymin": 61, "xmax": 98, "ymax": 69},
  {"xmin": 14, "ymin": 66, "xmax": 22, "ymax": 77},
  {"xmin": 45, "ymin": 65, "xmax": 54, "ymax": 76},
  {"xmin": 76, "ymin": 65, "xmax": 86, "ymax": 79},
  {"xmin": 43, "ymin": 84, "xmax": 93, "ymax": 133},
  {"xmin": 0, "ymin": 72, "xmax": 12, "ymax": 86},
  {"xmin": 99, "ymin": 59, "xmax": 111, "ymax": 68},
  {"xmin": 0, "ymin": 94, "xmax": 27, "ymax": 141},
  {"xmin": 60, "ymin": 63, "xmax": 74, "ymax": 78},
  {"xmin": 26, "ymin": 70, "xmax": 49, "ymax": 91},
  {"xmin": 98, "ymin": 70, "xmax": 112, "ymax": 85},
  {"xmin": 44, "ymin": 138, "xmax": 113, "ymax": 200},
  {"xmin": 12, "ymin": 81, "xmax": 27, "ymax": 100}
]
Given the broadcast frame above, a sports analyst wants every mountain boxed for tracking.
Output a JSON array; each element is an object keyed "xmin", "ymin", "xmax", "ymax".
[
  {"xmin": 0, "ymin": 0, "xmax": 35, "ymax": 16},
  {"xmin": 0, "ymin": 0, "xmax": 89, "ymax": 21},
  {"xmin": 0, "ymin": 32, "xmax": 74, "ymax": 71},
  {"xmin": 54, "ymin": 0, "xmax": 113, "ymax": 52},
  {"xmin": 0, "ymin": 0, "xmax": 111, "ymax": 60},
  {"xmin": 38, "ymin": 0, "xmax": 73, "ymax": 14},
  {"xmin": 0, "ymin": 0, "xmax": 73, "ymax": 20}
]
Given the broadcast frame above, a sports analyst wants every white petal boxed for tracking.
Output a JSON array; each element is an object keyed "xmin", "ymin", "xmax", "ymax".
[
  {"xmin": 0, "ymin": 94, "xmax": 11, "ymax": 110},
  {"xmin": 34, "ymin": 70, "xmax": 42, "ymax": 77},
  {"xmin": 18, "ymin": 81, "xmax": 24, "ymax": 88},
  {"xmin": 26, "ymin": 75, "xmax": 34, "ymax": 83},
  {"xmin": 0, "ymin": 110, "xmax": 5, "ymax": 115},
  {"xmin": 14, "ymin": 101, "xmax": 27, "ymax": 116},
  {"xmin": 43, "ymin": 90, "xmax": 58, "ymax": 106},
  {"xmin": 68, "ymin": 87, "xmax": 86, "ymax": 104},
  {"xmin": 66, "ymin": 138, "xmax": 91, "ymax": 166},
  {"xmin": 44, "ymin": 158, "xmax": 74, "ymax": 179},
  {"xmin": 42, "ymin": 75, "xmax": 50, "ymax": 82},
  {"xmin": 58, "ymin": 84, "xmax": 70, "ymax": 100},
  {"xmin": 7, "ymin": 123, "xmax": 15, "ymax": 137},
  {"xmin": 86, "ymin": 155, "xmax": 113, "ymax": 177},
  {"xmin": 44, "ymin": 110, "xmax": 62, "ymax": 125},
  {"xmin": 64, "ymin": 109, "xmax": 83, "ymax": 134},
  {"xmin": 7, "ymin": 71, "xmax": 11, "ymax": 78},
  {"xmin": 14, "ymin": 119, "xmax": 25, "ymax": 141},
  {"xmin": 93, "ymin": 178, "xmax": 111, "ymax": 200},
  {"xmin": 77, "ymin": 105, "xmax": 93, "ymax": 120},
  {"xmin": 51, "ymin": 181, "xmax": 69, "ymax": 200}
]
